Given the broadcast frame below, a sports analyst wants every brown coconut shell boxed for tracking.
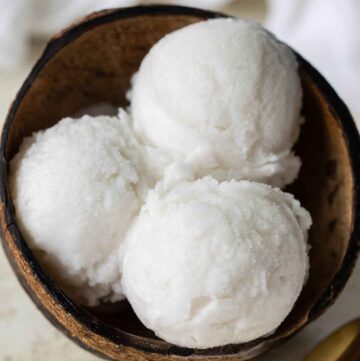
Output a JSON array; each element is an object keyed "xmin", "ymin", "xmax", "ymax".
[{"xmin": 0, "ymin": 5, "xmax": 359, "ymax": 361}]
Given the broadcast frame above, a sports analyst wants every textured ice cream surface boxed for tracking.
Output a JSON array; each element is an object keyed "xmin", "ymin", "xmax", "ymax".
[
  {"xmin": 130, "ymin": 18, "xmax": 303, "ymax": 188},
  {"xmin": 10, "ymin": 111, "xmax": 143, "ymax": 306},
  {"xmin": 121, "ymin": 178, "xmax": 311, "ymax": 348}
]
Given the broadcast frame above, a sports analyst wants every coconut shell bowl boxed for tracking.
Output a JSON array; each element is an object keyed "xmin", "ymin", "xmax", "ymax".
[{"xmin": 0, "ymin": 5, "xmax": 359, "ymax": 361}]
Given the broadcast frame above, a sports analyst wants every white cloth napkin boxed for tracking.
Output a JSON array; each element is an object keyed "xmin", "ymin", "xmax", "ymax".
[
  {"xmin": 266, "ymin": 0, "xmax": 360, "ymax": 115},
  {"xmin": 1, "ymin": 0, "xmax": 358, "ymax": 115},
  {"xmin": 0, "ymin": 0, "xmax": 31, "ymax": 70},
  {"xmin": 0, "ymin": 0, "xmax": 231, "ymax": 71}
]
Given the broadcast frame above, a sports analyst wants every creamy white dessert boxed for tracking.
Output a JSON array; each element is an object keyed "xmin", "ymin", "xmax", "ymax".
[
  {"xmin": 121, "ymin": 178, "xmax": 311, "ymax": 348},
  {"xmin": 10, "ymin": 111, "xmax": 142, "ymax": 306},
  {"xmin": 130, "ymin": 18, "xmax": 303, "ymax": 188},
  {"xmin": 10, "ymin": 16, "xmax": 312, "ymax": 349}
]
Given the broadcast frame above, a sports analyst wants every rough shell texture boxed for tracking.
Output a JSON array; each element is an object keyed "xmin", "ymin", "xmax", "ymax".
[{"xmin": 0, "ymin": 5, "xmax": 359, "ymax": 361}]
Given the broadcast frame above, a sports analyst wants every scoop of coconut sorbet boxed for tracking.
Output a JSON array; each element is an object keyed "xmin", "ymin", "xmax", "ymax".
[
  {"xmin": 121, "ymin": 177, "xmax": 311, "ymax": 348},
  {"xmin": 130, "ymin": 18, "xmax": 303, "ymax": 188},
  {"xmin": 10, "ymin": 111, "xmax": 142, "ymax": 306}
]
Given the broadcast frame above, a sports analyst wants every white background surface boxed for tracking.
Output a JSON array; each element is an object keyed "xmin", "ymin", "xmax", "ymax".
[{"xmin": 0, "ymin": 1, "xmax": 359, "ymax": 360}]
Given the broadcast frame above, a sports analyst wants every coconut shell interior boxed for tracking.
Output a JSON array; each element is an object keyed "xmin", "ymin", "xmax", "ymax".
[{"xmin": 1, "ymin": 6, "xmax": 358, "ymax": 361}]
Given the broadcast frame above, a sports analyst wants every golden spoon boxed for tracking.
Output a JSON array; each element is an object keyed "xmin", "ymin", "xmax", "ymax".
[{"xmin": 304, "ymin": 318, "xmax": 360, "ymax": 361}]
